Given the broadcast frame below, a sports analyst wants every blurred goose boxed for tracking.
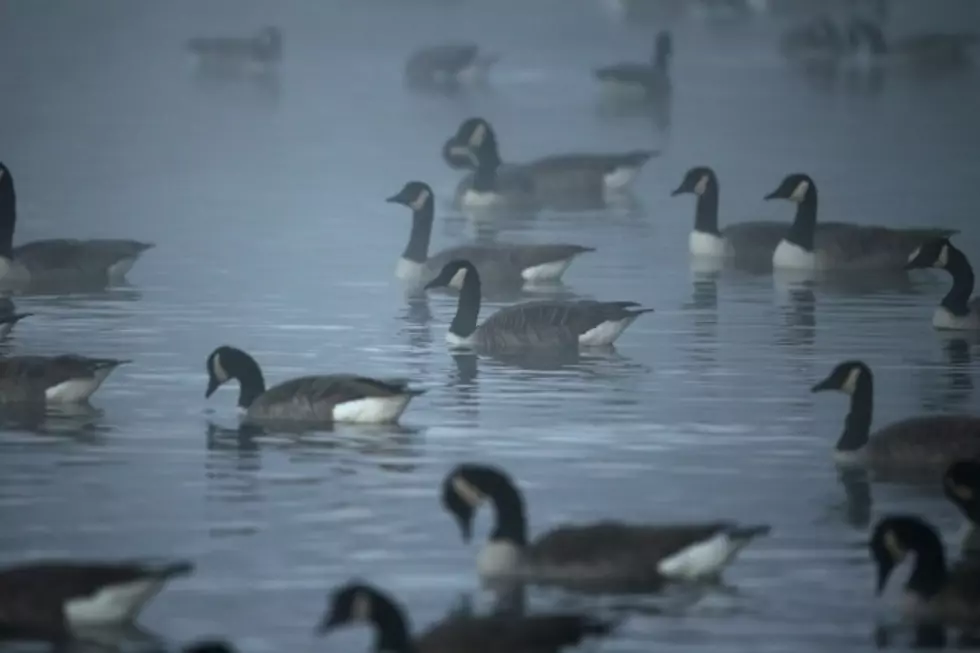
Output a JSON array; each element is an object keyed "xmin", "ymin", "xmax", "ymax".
[
  {"xmin": 846, "ymin": 19, "xmax": 978, "ymax": 73},
  {"xmin": 404, "ymin": 42, "xmax": 499, "ymax": 91},
  {"xmin": 204, "ymin": 345, "xmax": 423, "ymax": 425},
  {"xmin": 386, "ymin": 181, "xmax": 594, "ymax": 288},
  {"xmin": 0, "ymin": 296, "xmax": 31, "ymax": 339},
  {"xmin": 0, "ymin": 355, "xmax": 128, "ymax": 404},
  {"xmin": 318, "ymin": 581, "xmax": 616, "ymax": 653},
  {"xmin": 871, "ymin": 515, "xmax": 980, "ymax": 626},
  {"xmin": 0, "ymin": 162, "xmax": 155, "ymax": 288},
  {"xmin": 763, "ymin": 173, "xmax": 957, "ymax": 271},
  {"xmin": 183, "ymin": 641, "xmax": 238, "ymax": 653},
  {"xmin": 904, "ymin": 238, "xmax": 979, "ymax": 331},
  {"xmin": 594, "ymin": 30, "xmax": 672, "ymax": 100},
  {"xmin": 424, "ymin": 260, "xmax": 651, "ymax": 350},
  {"xmin": 944, "ymin": 460, "xmax": 980, "ymax": 553},
  {"xmin": 186, "ymin": 25, "xmax": 282, "ymax": 74},
  {"xmin": 0, "ymin": 559, "xmax": 192, "ymax": 638},
  {"xmin": 779, "ymin": 15, "xmax": 846, "ymax": 65},
  {"xmin": 442, "ymin": 463, "xmax": 771, "ymax": 591},
  {"xmin": 811, "ymin": 360, "xmax": 980, "ymax": 473},
  {"xmin": 671, "ymin": 166, "xmax": 786, "ymax": 261}
]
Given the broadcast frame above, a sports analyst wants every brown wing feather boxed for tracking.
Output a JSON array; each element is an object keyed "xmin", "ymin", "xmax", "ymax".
[
  {"xmin": 418, "ymin": 613, "xmax": 611, "ymax": 653},
  {"xmin": 248, "ymin": 375, "xmax": 418, "ymax": 421},
  {"xmin": 869, "ymin": 415, "xmax": 980, "ymax": 472}
]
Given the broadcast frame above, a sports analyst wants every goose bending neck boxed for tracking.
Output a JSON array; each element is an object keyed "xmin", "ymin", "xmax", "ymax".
[
  {"xmin": 942, "ymin": 246, "xmax": 975, "ymax": 317},
  {"xmin": 837, "ymin": 373, "xmax": 873, "ymax": 454},
  {"xmin": 908, "ymin": 538, "xmax": 947, "ymax": 599},
  {"xmin": 487, "ymin": 478, "xmax": 529, "ymax": 546},
  {"xmin": 693, "ymin": 183, "xmax": 721, "ymax": 236},
  {"xmin": 234, "ymin": 354, "xmax": 267, "ymax": 409},
  {"xmin": 370, "ymin": 594, "xmax": 413, "ymax": 653},
  {"xmin": 450, "ymin": 263, "xmax": 482, "ymax": 339},
  {"xmin": 784, "ymin": 188, "xmax": 818, "ymax": 252},
  {"xmin": 0, "ymin": 169, "xmax": 17, "ymax": 259},
  {"xmin": 402, "ymin": 198, "xmax": 434, "ymax": 264},
  {"xmin": 471, "ymin": 154, "xmax": 500, "ymax": 193}
]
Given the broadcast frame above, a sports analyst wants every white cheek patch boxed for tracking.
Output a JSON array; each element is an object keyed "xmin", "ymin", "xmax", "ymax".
[
  {"xmin": 937, "ymin": 244, "xmax": 949, "ymax": 268},
  {"xmin": 468, "ymin": 122, "xmax": 487, "ymax": 148},
  {"xmin": 212, "ymin": 353, "xmax": 228, "ymax": 382},
  {"xmin": 789, "ymin": 179, "xmax": 810, "ymax": 202},
  {"xmin": 410, "ymin": 188, "xmax": 431, "ymax": 211},
  {"xmin": 884, "ymin": 530, "xmax": 906, "ymax": 563},
  {"xmin": 693, "ymin": 174, "xmax": 709, "ymax": 196},
  {"xmin": 452, "ymin": 475, "xmax": 485, "ymax": 507},
  {"xmin": 351, "ymin": 592, "xmax": 372, "ymax": 622},
  {"xmin": 840, "ymin": 367, "xmax": 862, "ymax": 395},
  {"xmin": 906, "ymin": 246, "xmax": 922, "ymax": 264}
]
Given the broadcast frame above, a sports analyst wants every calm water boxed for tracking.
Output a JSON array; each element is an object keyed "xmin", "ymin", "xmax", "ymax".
[{"xmin": 2, "ymin": 1, "xmax": 980, "ymax": 651}]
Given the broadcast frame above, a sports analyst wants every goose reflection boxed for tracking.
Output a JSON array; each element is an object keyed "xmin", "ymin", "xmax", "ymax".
[
  {"xmin": 775, "ymin": 283, "xmax": 816, "ymax": 349},
  {"xmin": 874, "ymin": 622, "xmax": 948, "ymax": 649},
  {"xmin": 0, "ymin": 402, "xmax": 108, "ymax": 440},
  {"xmin": 683, "ymin": 268, "xmax": 719, "ymax": 370},
  {"xmin": 31, "ymin": 623, "xmax": 167, "ymax": 653},
  {"xmin": 835, "ymin": 466, "xmax": 872, "ymax": 529},
  {"xmin": 916, "ymin": 335, "xmax": 976, "ymax": 413}
]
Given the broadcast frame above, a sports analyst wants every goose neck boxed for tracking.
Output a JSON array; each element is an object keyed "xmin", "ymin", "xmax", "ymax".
[
  {"xmin": 784, "ymin": 193, "xmax": 818, "ymax": 252},
  {"xmin": 402, "ymin": 202, "xmax": 434, "ymax": 264},
  {"xmin": 942, "ymin": 246, "xmax": 975, "ymax": 317},
  {"xmin": 488, "ymin": 478, "xmax": 528, "ymax": 546},
  {"xmin": 372, "ymin": 597, "xmax": 414, "ymax": 653},
  {"xmin": 236, "ymin": 357, "xmax": 267, "ymax": 409},
  {"xmin": 0, "ymin": 175, "xmax": 16, "ymax": 259},
  {"xmin": 449, "ymin": 265, "xmax": 481, "ymax": 339},
  {"xmin": 693, "ymin": 184, "xmax": 721, "ymax": 236},
  {"xmin": 836, "ymin": 376, "xmax": 873, "ymax": 454},
  {"xmin": 907, "ymin": 544, "xmax": 947, "ymax": 600}
]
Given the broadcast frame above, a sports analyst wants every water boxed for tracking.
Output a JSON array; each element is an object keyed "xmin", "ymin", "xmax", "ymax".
[{"xmin": 1, "ymin": 1, "xmax": 980, "ymax": 651}]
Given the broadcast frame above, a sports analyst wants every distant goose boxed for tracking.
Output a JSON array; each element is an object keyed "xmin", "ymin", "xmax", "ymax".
[
  {"xmin": 318, "ymin": 581, "xmax": 617, "ymax": 653},
  {"xmin": 763, "ymin": 173, "xmax": 957, "ymax": 271},
  {"xmin": 594, "ymin": 30, "xmax": 672, "ymax": 100},
  {"xmin": 904, "ymin": 238, "xmax": 979, "ymax": 331},
  {"xmin": 424, "ymin": 260, "xmax": 651, "ymax": 350},
  {"xmin": 0, "ymin": 559, "xmax": 192, "ymax": 639},
  {"xmin": 404, "ymin": 42, "xmax": 499, "ymax": 91},
  {"xmin": 0, "ymin": 355, "xmax": 128, "ymax": 404},
  {"xmin": 0, "ymin": 162, "xmax": 155, "ymax": 289},
  {"xmin": 671, "ymin": 166, "xmax": 786, "ymax": 261},
  {"xmin": 0, "ymin": 296, "xmax": 31, "ymax": 339},
  {"xmin": 846, "ymin": 19, "xmax": 979, "ymax": 73},
  {"xmin": 386, "ymin": 181, "xmax": 594, "ymax": 288},
  {"xmin": 779, "ymin": 15, "xmax": 846, "ymax": 64},
  {"xmin": 944, "ymin": 460, "xmax": 980, "ymax": 553},
  {"xmin": 444, "ymin": 118, "xmax": 659, "ymax": 209},
  {"xmin": 204, "ymin": 345, "xmax": 424, "ymax": 425},
  {"xmin": 811, "ymin": 360, "xmax": 980, "ymax": 473},
  {"xmin": 186, "ymin": 26, "xmax": 282, "ymax": 74},
  {"xmin": 870, "ymin": 515, "xmax": 980, "ymax": 626},
  {"xmin": 442, "ymin": 463, "xmax": 771, "ymax": 592}
]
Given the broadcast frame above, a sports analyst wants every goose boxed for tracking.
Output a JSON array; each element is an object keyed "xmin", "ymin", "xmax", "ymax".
[
  {"xmin": 0, "ymin": 162, "xmax": 155, "ymax": 289},
  {"xmin": 317, "ymin": 581, "xmax": 617, "ymax": 653},
  {"xmin": 943, "ymin": 460, "xmax": 980, "ymax": 554},
  {"xmin": 386, "ymin": 181, "xmax": 594, "ymax": 288},
  {"xmin": 0, "ymin": 297, "xmax": 31, "ymax": 339},
  {"xmin": 0, "ymin": 559, "xmax": 192, "ymax": 639},
  {"xmin": 444, "ymin": 118, "xmax": 659, "ymax": 208},
  {"xmin": 763, "ymin": 173, "xmax": 957, "ymax": 271},
  {"xmin": 779, "ymin": 15, "xmax": 846, "ymax": 65},
  {"xmin": 204, "ymin": 345, "xmax": 424, "ymax": 425},
  {"xmin": 186, "ymin": 26, "xmax": 282, "ymax": 75},
  {"xmin": 404, "ymin": 42, "xmax": 499, "ymax": 91},
  {"xmin": 811, "ymin": 360, "xmax": 980, "ymax": 473},
  {"xmin": 424, "ymin": 260, "xmax": 651, "ymax": 350},
  {"xmin": 593, "ymin": 30, "xmax": 672, "ymax": 100},
  {"xmin": 846, "ymin": 19, "xmax": 978, "ymax": 73},
  {"xmin": 671, "ymin": 166, "xmax": 787, "ymax": 261},
  {"xmin": 870, "ymin": 515, "xmax": 980, "ymax": 627},
  {"xmin": 0, "ymin": 355, "xmax": 129, "ymax": 404},
  {"xmin": 441, "ymin": 463, "xmax": 770, "ymax": 592},
  {"xmin": 904, "ymin": 238, "xmax": 980, "ymax": 331}
]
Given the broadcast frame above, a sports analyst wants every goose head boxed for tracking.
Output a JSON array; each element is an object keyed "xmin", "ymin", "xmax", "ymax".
[
  {"xmin": 424, "ymin": 259, "xmax": 478, "ymax": 290},
  {"xmin": 944, "ymin": 460, "xmax": 980, "ymax": 521},
  {"xmin": 811, "ymin": 360, "xmax": 870, "ymax": 395},
  {"xmin": 205, "ymin": 345, "xmax": 259, "ymax": 398},
  {"xmin": 653, "ymin": 30, "xmax": 673, "ymax": 67},
  {"xmin": 442, "ymin": 134, "xmax": 475, "ymax": 170},
  {"xmin": 318, "ymin": 582, "xmax": 411, "ymax": 653},
  {"xmin": 386, "ymin": 181, "xmax": 434, "ymax": 213},
  {"xmin": 671, "ymin": 166, "xmax": 716, "ymax": 197},
  {"xmin": 870, "ymin": 515, "xmax": 942, "ymax": 595},
  {"xmin": 451, "ymin": 117, "xmax": 502, "ymax": 170},
  {"xmin": 765, "ymin": 173, "xmax": 816, "ymax": 204},
  {"xmin": 441, "ymin": 463, "xmax": 512, "ymax": 542},
  {"xmin": 905, "ymin": 238, "xmax": 952, "ymax": 271}
]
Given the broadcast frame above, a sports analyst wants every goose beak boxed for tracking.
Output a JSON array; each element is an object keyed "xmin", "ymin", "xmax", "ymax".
[
  {"xmin": 384, "ymin": 194, "xmax": 400, "ymax": 204},
  {"xmin": 205, "ymin": 377, "xmax": 220, "ymax": 398},
  {"xmin": 763, "ymin": 189, "xmax": 781, "ymax": 201},
  {"xmin": 315, "ymin": 613, "xmax": 341, "ymax": 635},
  {"xmin": 810, "ymin": 377, "xmax": 834, "ymax": 393},
  {"xmin": 669, "ymin": 184, "xmax": 686, "ymax": 197}
]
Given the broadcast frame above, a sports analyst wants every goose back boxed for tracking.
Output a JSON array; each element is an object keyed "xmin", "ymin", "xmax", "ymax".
[
  {"xmin": 867, "ymin": 415, "xmax": 980, "ymax": 473},
  {"xmin": 247, "ymin": 375, "xmax": 422, "ymax": 423},
  {"xmin": 11, "ymin": 239, "xmax": 154, "ymax": 279},
  {"xmin": 417, "ymin": 612, "xmax": 614, "ymax": 653},
  {"xmin": 426, "ymin": 244, "xmax": 594, "ymax": 286},
  {"xmin": 475, "ymin": 300, "xmax": 649, "ymax": 350},
  {"xmin": 811, "ymin": 223, "xmax": 958, "ymax": 269},
  {"xmin": 0, "ymin": 355, "xmax": 126, "ymax": 403}
]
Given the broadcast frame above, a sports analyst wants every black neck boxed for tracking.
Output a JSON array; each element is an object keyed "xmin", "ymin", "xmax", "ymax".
[
  {"xmin": 693, "ymin": 184, "xmax": 721, "ymax": 236},
  {"xmin": 449, "ymin": 265, "xmax": 481, "ymax": 339},
  {"xmin": 371, "ymin": 596, "xmax": 415, "ymax": 653},
  {"xmin": 941, "ymin": 246, "xmax": 975, "ymax": 317},
  {"xmin": 784, "ymin": 191, "xmax": 818, "ymax": 252},
  {"xmin": 653, "ymin": 50, "xmax": 670, "ymax": 71},
  {"xmin": 235, "ymin": 357, "xmax": 267, "ymax": 409},
  {"xmin": 488, "ymin": 478, "xmax": 528, "ymax": 546},
  {"xmin": 471, "ymin": 151, "xmax": 500, "ymax": 193},
  {"xmin": 402, "ymin": 200, "xmax": 434, "ymax": 263},
  {"xmin": 0, "ymin": 175, "xmax": 16, "ymax": 258},
  {"xmin": 907, "ymin": 545, "xmax": 947, "ymax": 600},
  {"xmin": 836, "ymin": 375, "xmax": 873, "ymax": 453}
]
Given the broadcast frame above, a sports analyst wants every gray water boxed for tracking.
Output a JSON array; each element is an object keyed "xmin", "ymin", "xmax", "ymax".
[{"xmin": 2, "ymin": 1, "xmax": 980, "ymax": 651}]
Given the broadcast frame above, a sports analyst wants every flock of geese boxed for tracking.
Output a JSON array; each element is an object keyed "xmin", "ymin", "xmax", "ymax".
[{"xmin": 2, "ymin": 4, "xmax": 980, "ymax": 653}]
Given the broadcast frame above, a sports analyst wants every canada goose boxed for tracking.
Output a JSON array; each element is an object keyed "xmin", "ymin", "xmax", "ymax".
[
  {"xmin": 846, "ymin": 19, "xmax": 978, "ymax": 73},
  {"xmin": 0, "ymin": 559, "xmax": 192, "ymax": 638},
  {"xmin": 441, "ymin": 463, "xmax": 770, "ymax": 592},
  {"xmin": 404, "ymin": 43, "xmax": 499, "ymax": 91},
  {"xmin": 671, "ymin": 166, "xmax": 786, "ymax": 261},
  {"xmin": 0, "ymin": 163, "xmax": 155, "ymax": 289},
  {"xmin": 444, "ymin": 118, "xmax": 659, "ymax": 208},
  {"xmin": 204, "ymin": 345, "xmax": 424, "ymax": 425},
  {"xmin": 944, "ymin": 461, "xmax": 980, "ymax": 553},
  {"xmin": 386, "ymin": 181, "xmax": 594, "ymax": 288},
  {"xmin": 593, "ymin": 30, "xmax": 672, "ymax": 100},
  {"xmin": 811, "ymin": 360, "xmax": 980, "ymax": 473},
  {"xmin": 763, "ymin": 173, "xmax": 957, "ymax": 271},
  {"xmin": 186, "ymin": 26, "xmax": 282, "ymax": 75},
  {"xmin": 424, "ymin": 260, "xmax": 651, "ymax": 350},
  {"xmin": 318, "ymin": 581, "xmax": 616, "ymax": 653},
  {"xmin": 870, "ymin": 515, "xmax": 980, "ymax": 626},
  {"xmin": 0, "ymin": 296, "xmax": 31, "ymax": 339},
  {"xmin": 0, "ymin": 355, "xmax": 128, "ymax": 404},
  {"xmin": 904, "ymin": 238, "xmax": 979, "ymax": 331}
]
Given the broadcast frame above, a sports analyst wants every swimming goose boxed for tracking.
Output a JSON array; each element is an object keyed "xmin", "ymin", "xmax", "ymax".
[
  {"xmin": 0, "ymin": 355, "xmax": 129, "ymax": 404},
  {"xmin": 186, "ymin": 26, "xmax": 282, "ymax": 74},
  {"xmin": 0, "ymin": 559, "xmax": 192, "ymax": 639},
  {"xmin": 318, "ymin": 581, "xmax": 617, "ymax": 653},
  {"xmin": 763, "ymin": 173, "xmax": 957, "ymax": 271},
  {"xmin": 424, "ymin": 260, "xmax": 651, "ymax": 350},
  {"xmin": 0, "ymin": 297, "xmax": 31, "ymax": 339},
  {"xmin": 204, "ymin": 345, "xmax": 424, "ymax": 425},
  {"xmin": 846, "ymin": 19, "xmax": 978, "ymax": 73},
  {"xmin": 404, "ymin": 43, "xmax": 499, "ymax": 91},
  {"xmin": 871, "ymin": 515, "xmax": 980, "ymax": 627},
  {"xmin": 594, "ymin": 30, "xmax": 672, "ymax": 100},
  {"xmin": 811, "ymin": 360, "xmax": 980, "ymax": 473},
  {"xmin": 671, "ymin": 166, "xmax": 786, "ymax": 261},
  {"xmin": 387, "ymin": 181, "xmax": 594, "ymax": 288},
  {"xmin": 904, "ymin": 238, "xmax": 980, "ymax": 331},
  {"xmin": 442, "ymin": 463, "xmax": 770, "ymax": 592},
  {"xmin": 944, "ymin": 461, "xmax": 980, "ymax": 553},
  {"xmin": 0, "ymin": 163, "xmax": 155, "ymax": 288}
]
